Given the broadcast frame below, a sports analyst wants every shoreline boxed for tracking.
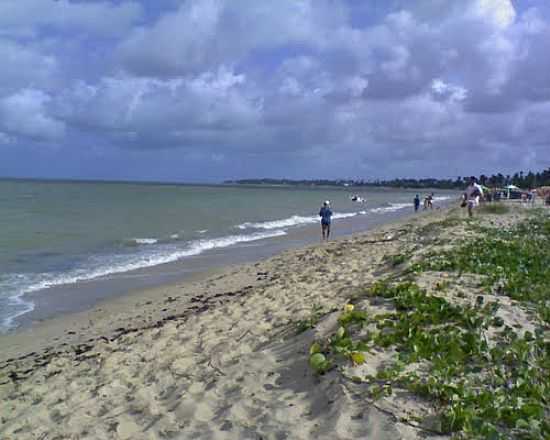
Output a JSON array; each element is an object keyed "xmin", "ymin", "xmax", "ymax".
[
  {"xmin": 6, "ymin": 199, "xmax": 450, "ymax": 336},
  {"xmin": 0, "ymin": 179, "xmax": 458, "ymax": 334},
  {"xmin": 3, "ymin": 202, "xmax": 544, "ymax": 439},
  {"xmin": 0, "ymin": 206, "xmax": 441, "ymax": 362}
]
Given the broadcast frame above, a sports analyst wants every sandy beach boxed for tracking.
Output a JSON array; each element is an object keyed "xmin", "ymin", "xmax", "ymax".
[{"xmin": 1, "ymin": 203, "xmax": 548, "ymax": 440}]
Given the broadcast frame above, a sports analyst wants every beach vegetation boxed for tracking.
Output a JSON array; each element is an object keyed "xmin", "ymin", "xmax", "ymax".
[
  {"xmin": 309, "ymin": 212, "xmax": 550, "ymax": 438},
  {"xmin": 365, "ymin": 282, "xmax": 549, "ymax": 438},
  {"xmin": 337, "ymin": 308, "xmax": 368, "ymax": 327},
  {"xmin": 308, "ymin": 306, "xmax": 372, "ymax": 374},
  {"xmin": 421, "ymin": 213, "xmax": 550, "ymax": 317},
  {"xmin": 296, "ymin": 303, "xmax": 325, "ymax": 334},
  {"xmin": 418, "ymin": 216, "xmax": 465, "ymax": 235},
  {"xmin": 434, "ymin": 280, "xmax": 450, "ymax": 291},
  {"xmin": 479, "ymin": 203, "xmax": 510, "ymax": 215},
  {"xmin": 385, "ymin": 253, "xmax": 408, "ymax": 267},
  {"xmin": 309, "ymin": 352, "xmax": 331, "ymax": 374}
]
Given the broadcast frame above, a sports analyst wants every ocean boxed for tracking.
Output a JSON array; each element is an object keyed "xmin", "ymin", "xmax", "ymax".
[{"xmin": 0, "ymin": 179, "xmax": 457, "ymax": 332}]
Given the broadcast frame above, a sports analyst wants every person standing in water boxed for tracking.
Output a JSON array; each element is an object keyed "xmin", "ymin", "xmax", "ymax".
[
  {"xmin": 414, "ymin": 194, "xmax": 420, "ymax": 212},
  {"xmin": 427, "ymin": 192, "xmax": 434, "ymax": 209},
  {"xmin": 319, "ymin": 200, "xmax": 333, "ymax": 241}
]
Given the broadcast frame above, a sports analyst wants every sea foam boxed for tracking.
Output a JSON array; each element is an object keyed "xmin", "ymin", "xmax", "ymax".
[
  {"xmin": 0, "ymin": 229, "xmax": 286, "ymax": 331},
  {"xmin": 237, "ymin": 212, "xmax": 359, "ymax": 230},
  {"xmin": 132, "ymin": 238, "xmax": 158, "ymax": 245},
  {"xmin": 369, "ymin": 203, "xmax": 411, "ymax": 213}
]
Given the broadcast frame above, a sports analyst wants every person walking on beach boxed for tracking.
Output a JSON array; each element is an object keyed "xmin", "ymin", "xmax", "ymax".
[
  {"xmin": 319, "ymin": 200, "xmax": 332, "ymax": 241},
  {"xmin": 463, "ymin": 176, "xmax": 483, "ymax": 218},
  {"xmin": 414, "ymin": 194, "xmax": 420, "ymax": 212}
]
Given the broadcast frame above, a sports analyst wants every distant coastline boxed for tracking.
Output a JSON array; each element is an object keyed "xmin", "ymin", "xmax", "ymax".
[
  {"xmin": 3, "ymin": 165, "xmax": 548, "ymax": 190},
  {"xmin": 225, "ymin": 167, "xmax": 550, "ymax": 190},
  {"xmin": 224, "ymin": 178, "xmax": 462, "ymax": 189}
]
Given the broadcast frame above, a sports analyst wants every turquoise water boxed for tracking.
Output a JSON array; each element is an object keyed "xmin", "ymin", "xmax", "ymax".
[{"xmin": 0, "ymin": 179, "xmax": 456, "ymax": 330}]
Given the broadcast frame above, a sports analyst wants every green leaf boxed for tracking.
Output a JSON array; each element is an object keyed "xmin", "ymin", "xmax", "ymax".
[
  {"xmin": 515, "ymin": 419, "xmax": 529, "ymax": 429},
  {"xmin": 350, "ymin": 352, "xmax": 366, "ymax": 365},
  {"xmin": 309, "ymin": 342, "xmax": 322, "ymax": 355},
  {"xmin": 309, "ymin": 353, "xmax": 330, "ymax": 374}
]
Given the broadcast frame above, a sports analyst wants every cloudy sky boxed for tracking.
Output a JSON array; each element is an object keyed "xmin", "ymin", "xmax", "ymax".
[{"xmin": 1, "ymin": 0, "xmax": 549, "ymax": 182}]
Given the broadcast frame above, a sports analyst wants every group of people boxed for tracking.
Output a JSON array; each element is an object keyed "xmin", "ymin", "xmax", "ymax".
[
  {"xmin": 413, "ymin": 193, "xmax": 435, "ymax": 212},
  {"xmin": 317, "ymin": 175, "xmax": 545, "ymax": 241},
  {"xmin": 461, "ymin": 177, "xmax": 549, "ymax": 216},
  {"xmin": 416, "ymin": 177, "xmax": 484, "ymax": 218},
  {"xmin": 318, "ymin": 190, "xmax": 441, "ymax": 241}
]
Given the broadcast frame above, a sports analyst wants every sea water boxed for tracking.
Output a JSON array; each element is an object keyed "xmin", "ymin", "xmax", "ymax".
[{"xmin": 0, "ymin": 179, "xmax": 456, "ymax": 331}]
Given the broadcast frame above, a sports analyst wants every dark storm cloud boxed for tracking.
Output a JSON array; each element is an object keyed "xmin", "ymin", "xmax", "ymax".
[{"xmin": 0, "ymin": 0, "xmax": 549, "ymax": 181}]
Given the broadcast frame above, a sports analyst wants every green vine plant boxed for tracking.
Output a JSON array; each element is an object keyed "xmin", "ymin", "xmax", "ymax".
[
  {"xmin": 309, "ymin": 304, "xmax": 369, "ymax": 374},
  {"xmin": 307, "ymin": 211, "xmax": 550, "ymax": 439},
  {"xmin": 296, "ymin": 303, "xmax": 326, "ymax": 334}
]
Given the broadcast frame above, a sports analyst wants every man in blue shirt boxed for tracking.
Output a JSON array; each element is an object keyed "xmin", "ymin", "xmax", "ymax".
[
  {"xmin": 414, "ymin": 194, "xmax": 420, "ymax": 212},
  {"xmin": 319, "ymin": 200, "xmax": 333, "ymax": 241}
]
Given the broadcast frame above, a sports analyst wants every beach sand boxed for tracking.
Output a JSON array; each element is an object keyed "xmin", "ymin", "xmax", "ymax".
[{"xmin": 0, "ymin": 204, "xmax": 541, "ymax": 440}]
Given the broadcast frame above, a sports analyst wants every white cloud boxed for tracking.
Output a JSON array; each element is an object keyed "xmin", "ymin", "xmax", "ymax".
[
  {"xmin": 472, "ymin": 0, "xmax": 516, "ymax": 28},
  {"xmin": 117, "ymin": 0, "xmax": 347, "ymax": 76},
  {"xmin": 53, "ymin": 67, "xmax": 260, "ymax": 149},
  {"xmin": 0, "ymin": 89, "xmax": 65, "ymax": 141},
  {"xmin": 431, "ymin": 79, "xmax": 468, "ymax": 102},
  {"xmin": 0, "ymin": 39, "xmax": 57, "ymax": 93},
  {"xmin": 1, "ymin": 0, "xmax": 550, "ymax": 180}
]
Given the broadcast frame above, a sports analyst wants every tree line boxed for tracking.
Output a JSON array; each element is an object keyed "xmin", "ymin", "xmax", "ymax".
[{"xmin": 226, "ymin": 167, "xmax": 550, "ymax": 190}]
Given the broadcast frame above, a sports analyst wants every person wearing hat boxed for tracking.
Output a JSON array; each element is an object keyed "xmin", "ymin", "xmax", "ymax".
[{"xmin": 319, "ymin": 200, "xmax": 333, "ymax": 241}]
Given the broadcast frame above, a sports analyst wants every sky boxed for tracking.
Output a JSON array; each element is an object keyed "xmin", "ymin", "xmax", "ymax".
[{"xmin": 1, "ymin": 0, "xmax": 549, "ymax": 182}]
